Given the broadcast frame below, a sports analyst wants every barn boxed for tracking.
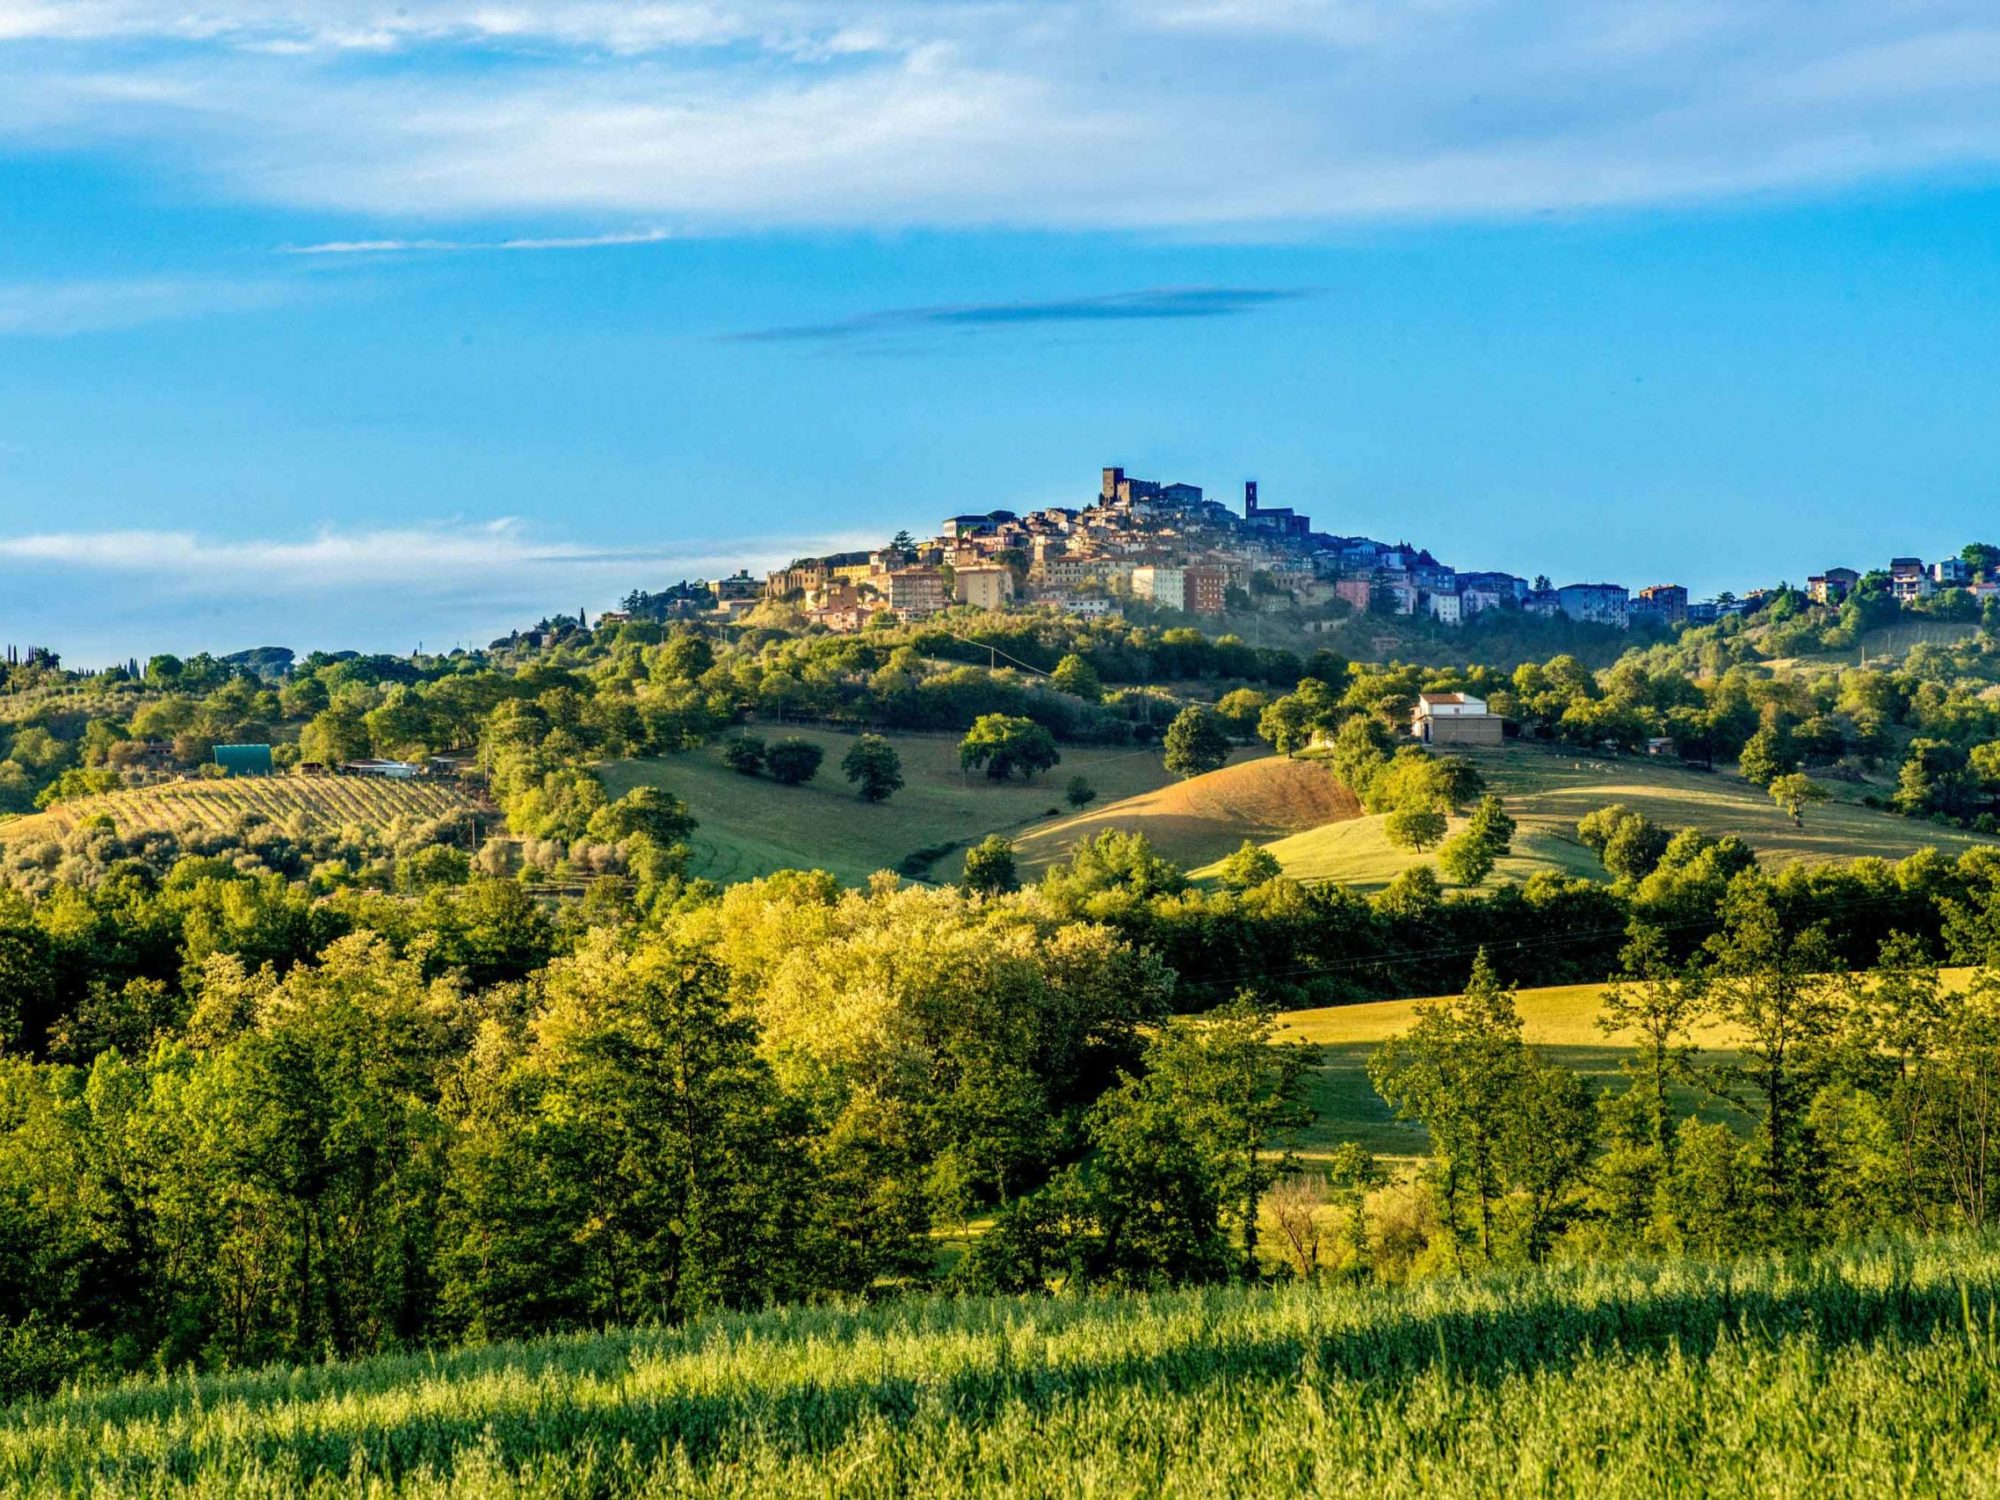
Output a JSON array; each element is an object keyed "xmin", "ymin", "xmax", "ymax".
[{"xmin": 212, "ymin": 743, "xmax": 275, "ymax": 777}]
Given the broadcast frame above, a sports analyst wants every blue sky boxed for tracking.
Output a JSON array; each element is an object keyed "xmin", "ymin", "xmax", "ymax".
[{"xmin": 3, "ymin": 2, "xmax": 2000, "ymax": 662}]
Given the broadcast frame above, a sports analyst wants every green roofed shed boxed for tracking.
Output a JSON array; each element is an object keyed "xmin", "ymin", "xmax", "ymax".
[{"xmin": 214, "ymin": 743, "xmax": 274, "ymax": 777}]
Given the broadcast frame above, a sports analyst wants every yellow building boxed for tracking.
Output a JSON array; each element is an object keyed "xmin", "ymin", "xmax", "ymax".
[{"xmin": 953, "ymin": 566, "xmax": 1014, "ymax": 611}]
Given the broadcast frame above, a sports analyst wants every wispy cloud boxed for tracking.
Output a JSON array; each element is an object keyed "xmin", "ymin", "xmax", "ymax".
[
  {"xmin": 727, "ymin": 286, "xmax": 1311, "ymax": 343},
  {"xmin": 0, "ymin": 518, "xmax": 885, "ymax": 660},
  {"xmin": 0, "ymin": 277, "xmax": 290, "ymax": 336},
  {"xmin": 6, "ymin": 4, "xmax": 2000, "ymax": 231},
  {"xmin": 0, "ymin": 520, "xmax": 865, "ymax": 595},
  {"xmin": 286, "ymin": 228, "xmax": 674, "ymax": 255}
]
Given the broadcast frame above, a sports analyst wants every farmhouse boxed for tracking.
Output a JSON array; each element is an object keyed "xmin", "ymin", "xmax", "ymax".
[{"xmin": 1411, "ymin": 692, "xmax": 1505, "ymax": 747}]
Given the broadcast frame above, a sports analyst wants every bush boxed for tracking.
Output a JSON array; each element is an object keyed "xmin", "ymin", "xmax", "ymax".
[{"xmin": 723, "ymin": 736, "xmax": 767, "ymax": 776}]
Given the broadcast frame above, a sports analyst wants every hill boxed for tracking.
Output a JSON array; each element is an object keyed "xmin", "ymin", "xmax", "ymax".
[
  {"xmin": 0, "ymin": 775, "xmax": 478, "ymax": 844},
  {"xmin": 8, "ymin": 1233, "xmax": 1999, "ymax": 1496},
  {"xmin": 1275, "ymin": 970, "xmax": 1974, "ymax": 1165},
  {"xmin": 1276, "ymin": 981, "xmax": 1743, "ymax": 1164},
  {"xmin": 1007, "ymin": 753, "xmax": 1361, "ymax": 877},
  {"xmin": 1214, "ymin": 741, "xmax": 1999, "ymax": 892},
  {"xmin": 599, "ymin": 728, "xmax": 1203, "ymax": 887}
]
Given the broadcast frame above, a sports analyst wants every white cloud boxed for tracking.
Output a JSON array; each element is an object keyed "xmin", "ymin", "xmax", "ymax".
[
  {"xmin": 0, "ymin": 520, "xmax": 864, "ymax": 596},
  {"xmin": 4, "ymin": 3, "xmax": 2000, "ymax": 230},
  {"xmin": 285, "ymin": 228, "xmax": 674, "ymax": 254},
  {"xmin": 0, "ymin": 519, "xmax": 883, "ymax": 659}
]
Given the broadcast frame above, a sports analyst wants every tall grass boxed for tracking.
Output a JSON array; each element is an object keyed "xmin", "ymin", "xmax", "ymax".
[{"xmin": 8, "ymin": 1234, "xmax": 2000, "ymax": 1496}]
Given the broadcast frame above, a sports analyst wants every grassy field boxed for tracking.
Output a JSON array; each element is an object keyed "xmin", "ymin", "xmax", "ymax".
[
  {"xmin": 10, "ymin": 1233, "xmax": 2000, "ymax": 1496},
  {"xmin": 0, "ymin": 775, "xmax": 478, "ymax": 843},
  {"xmin": 1214, "ymin": 740, "xmax": 1999, "ymax": 893},
  {"xmin": 1275, "ymin": 981, "xmax": 1743, "ymax": 1165},
  {"xmin": 1008, "ymin": 754, "xmax": 1360, "ymax": 877},
  {"xmin": 1275, "ymin": 970, "xmax": 1976, "ymax": 1166},
  {"xmin": 600, "ymin": 729, "xmax": 1235, "ymax": 886}
]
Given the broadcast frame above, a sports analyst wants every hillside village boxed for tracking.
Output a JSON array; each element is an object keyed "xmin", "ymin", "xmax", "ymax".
[{"xmin": 607, "ymin": 465, "xmax": 2000, "ymax": 637}]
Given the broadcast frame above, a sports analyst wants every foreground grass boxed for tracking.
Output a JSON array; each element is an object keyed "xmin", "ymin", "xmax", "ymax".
[
  {"xmin": 11, "ymin": 1235, "xmax": 2000, "ymax": 1496},
  {"xmin": 1231, "ymin": 740, "xmax": 1998, "ymax": 892}
]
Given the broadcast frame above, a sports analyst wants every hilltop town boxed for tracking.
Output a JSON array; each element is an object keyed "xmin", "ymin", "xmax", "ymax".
[{"xmin": 608, "ymin": 465, "xmax": 2000, "ymax": 638}]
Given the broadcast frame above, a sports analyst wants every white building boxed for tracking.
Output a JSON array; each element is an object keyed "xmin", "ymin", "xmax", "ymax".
[
  {"xmin": 1411, "ymin": 693, "xmax": 1505, "ymax": 747},
  {"xmin": 1130, "ymin": 565, "xmax": 1187, "ymax": 610},
  {"xmin": 1427, "ymin": 592, "xmax": 1463, "ymax": 626}
]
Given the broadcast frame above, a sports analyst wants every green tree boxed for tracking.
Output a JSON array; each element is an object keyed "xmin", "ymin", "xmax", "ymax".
[
  {"xmin": 1257, "ymin": 678, "xmax": 1341, "ymax": 757},
  {"xmin": 1043, "ymin": 830, "xmax": 1188, "ymax": 901},
  {"xmin": 1437, "ymin": 795, "xmax": 1515, "ymax": 886},
  {"xmin": 298, "ymin": 706, "xmax": 371, "ymax": 767},
  {"xmin": 1132, "ymin": 997, "xmax": 1318, "ymax": 1279},
  {"xmin": 961, "ymin": 835, "xmax": 1019, "ymax": 896},
  {"xmin": 1216, "ymin": 839, "xmax": 1282, "ymax": 891},
  {"xmin": 447, "ymin": 932, "xmax": 807, "ymax": 1332},
  {"xmin": 1895, "ymin": 739, "xmax": 1974, "ymax": 818},
  {"xmin": 657, "ymin": 631, "xmax": 714, "ymax": 682},
  {"xmin": 1577, "ymin": 804, "xmax": 1670, "ymax": 880},
  {"xmin": 1163, "ymin": 706, "xmax": 1231, "ymax": 779},
  {"xmin": 1704, "ymin": 885, "xmax": 1845, "ymax": 1232},
  {"xmin": 959, "ymin": 715, "xmax": 1060, "ymax": 782},
  {"xmin": 1767, "ymin": 772, "xmax": 1829, "ymax": 828},
  {"xmin": 840, "ymin": 735, "xmax": 904, "ymax": 803},
  {"xmin": 1737, "ymin": 725, "xmax": 1798, "ymax": 787},
  {"xmin": 1213, "ymin": 688, "xmax": 1271, "ymax": 736},
  {"xmin": 1383, "ymin": 803, "xmax": 1448, "ymax": 852},
  {"xmin": 1370, "ymin": 951, "xmax": 1595, "ymax": 1265},
  {"xmin": 1050, "ymin": 654, "xmax": 1102, "ymax": 702},
  {"xmin": 1600, "ymin": 924, "xmax": 1710, "ymax": 1166},
  {"xmin": 586, "ymin": 785, "xmax": 696, "ymax": 846},
  {"xmin": 1064, "ymin": 775, "xmax": 1097, "ymax": 810},
  {"xmin": 765, "ymin": 738, "xmax": 825, "ymax": 786}
]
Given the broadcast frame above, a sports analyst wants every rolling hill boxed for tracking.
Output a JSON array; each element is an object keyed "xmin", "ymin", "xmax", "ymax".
[
  {"xmin": 1007, "ymin": 753, "xmax": 1362, "ymax": 876},
  {"xmin": 0, "ymin": 775, "xmax": 479, "ymax": 844},
  {"xmin": 1206, "ymin": 741, "xmax": 1999, "ymax": 893},
  {"xmin": 1275, "ymin": 969, "xmax": 1974, "ymax": 1166},
  {"xmin": 599, "ymin": 728, "xmax": 1222, "ymax": 887}
]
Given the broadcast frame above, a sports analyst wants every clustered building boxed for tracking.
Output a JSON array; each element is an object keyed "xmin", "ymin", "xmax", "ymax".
[
  {"xmin": 629, "ymin": 465, "xmax": 1995, "ymax": 637},
  {"xmin": 1815, "ymin": 557, "xmax": 1996, "ymax": 605},
  {"xmin": 722, "ymin": 465, "xmax": 1687, "ymax": 635}
]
